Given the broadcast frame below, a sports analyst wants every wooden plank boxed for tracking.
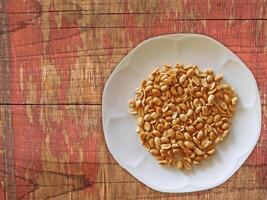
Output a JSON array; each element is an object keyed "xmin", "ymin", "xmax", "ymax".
[
  {"xmin": 0, "ymin": 105, "xmax": 266, "ymax": 199},
  {"xmin": 5, "ymin": 17, "xmax": 267, "ymax": 104},
  {"xmin": 0, "ymin": 0, "xmax": 10, "ymax": 103},
  {"xmin": 0, "ymin": 1, "xmax": 16, "ymax": 199},
  {"xmin": 5, "ymin": 0, "xmax": 267, "ymax": 19},
  {"xmin": 0, "ymin": 105, "xmax": 100, "ymax": 199},
  {"xmin": 0, "ymin": 106, "xmax": 16, "ymax": 200}
]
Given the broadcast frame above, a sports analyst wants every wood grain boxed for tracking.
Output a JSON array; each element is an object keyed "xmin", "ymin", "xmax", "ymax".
[
  {"xmin": 0, "ymin": 0, "xmax": 267, "ymax": 199},
  {"xmin": 1, "ymin": 105, "xmax": 100, "ymax": 200},
  {"xmin": 0, "ymin": 1, "xmax": 17, "ymax": 199},
  {"xmin": 0, "ymin": 105, "xmax": 266, "ymax": 200},
  {"xmin": 2, "ymin": 0, "xmax": 267, "ymax": 104}
]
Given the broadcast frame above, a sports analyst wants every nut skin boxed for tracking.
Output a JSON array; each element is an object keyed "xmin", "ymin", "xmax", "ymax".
[{"xmin": 128, "ymin": 64, "xmax": 237, "ymax": 170}]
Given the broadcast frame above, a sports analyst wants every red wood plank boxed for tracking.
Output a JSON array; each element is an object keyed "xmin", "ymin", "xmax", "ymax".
[
  {"xmin": 5, "ymin": 0, "xmax": 267, "ymax": 19},
  {"xmin": 0, "ymin": 1, "xmax": 16, "ymax": 199},
  {"xmin": 2, "ymin": 0, "xmax": 266, "ymax": 104},
  {"xmin": 7, "ymin": 0, "xmax": 43, "ymax": 105},
  {"xmin": 4, "ymin": 19, "xmax": 267, "ymax": 104},
  {"xmin": 0, "ymin": 105, "xmax": 266, "ymax": 199},
  {"xmin": 8, "ymin": 105, "xmax": 99, "ymax": 199}
]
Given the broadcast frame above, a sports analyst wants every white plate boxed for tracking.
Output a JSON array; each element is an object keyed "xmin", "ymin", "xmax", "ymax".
[{"xmin": 102, "ymin": 34, "xmax": 261, "ymax": 193}]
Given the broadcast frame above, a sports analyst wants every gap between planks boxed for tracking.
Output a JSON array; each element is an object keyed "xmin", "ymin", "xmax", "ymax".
[{"xmin": 0, "ymin": 103, "xmax": 266, "ymax": 106}]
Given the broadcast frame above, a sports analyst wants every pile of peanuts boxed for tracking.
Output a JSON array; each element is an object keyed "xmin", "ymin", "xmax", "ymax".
[{"xmin": 128, "ymin": 64, "xmax": 237, "ymax": 170}]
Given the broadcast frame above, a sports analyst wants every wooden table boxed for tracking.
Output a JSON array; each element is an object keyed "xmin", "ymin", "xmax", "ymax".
[{"xmin": 0, "ymin": 0, "xmax": 266, "ymax": 199}]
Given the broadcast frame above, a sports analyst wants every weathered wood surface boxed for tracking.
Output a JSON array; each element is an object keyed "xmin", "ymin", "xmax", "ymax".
[{"xmin": 0, "ymin": 0, "xmax": 266, "ymax": 199}]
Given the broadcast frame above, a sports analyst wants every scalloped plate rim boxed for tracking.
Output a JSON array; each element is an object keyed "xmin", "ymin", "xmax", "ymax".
[{"xmin": 102, "ymin": 33, "xmax": 261, "ymax": 193}]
